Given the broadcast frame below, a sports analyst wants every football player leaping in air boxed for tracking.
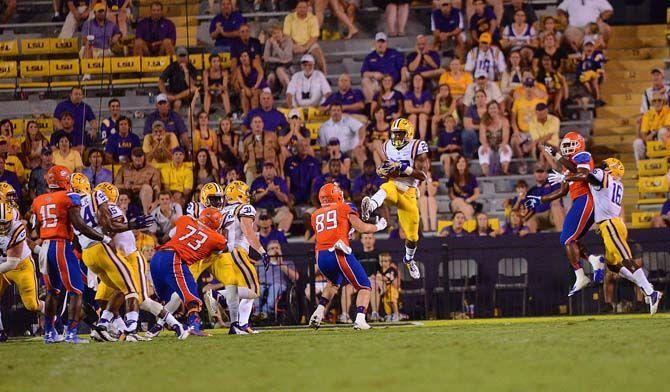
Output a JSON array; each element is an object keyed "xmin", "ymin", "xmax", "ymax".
[
  {"xmin": 309, "ymin": 183, "xmax": 387, "ymax": 330},
  {"xmin": 361, "ymin": 118, "xmax": 429, "ymax": 279},
  {"xmin": 547, "ymin": 158, "xmax": 663, "ymax": 314}
]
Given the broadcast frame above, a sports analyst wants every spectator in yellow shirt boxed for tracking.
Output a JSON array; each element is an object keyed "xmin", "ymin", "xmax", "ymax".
[
  {"xmin": 52, "ymin": 133, "xmax": 83, "ymax": 172},
  {"xmin": 283, "ymin": 1, "xmax": 327, "ymax": 73},
  {"xmin": 160, "ymin": 146, "xmax": 193, "ymax": 205},
  {"xmin": 633, "ymin": 92, "xmax": 670, "ymax": 160},
  {"xmin": 0, "ymin": 137, "xmax": 25, "ymax": 182},
  {"xmin": 528, "ymin": 103, "xmax": 560, "ymax": 169},
  {"xmin": 143, "ymin": 120, "xmax": 179, "ymax": 166},
  {"xmin": 511, "ymin": 75, "xmax": 547, "ymax": 169},
  {"xmin": 438, "ymin": 58, "xmax": 473, "ymax": 102}
]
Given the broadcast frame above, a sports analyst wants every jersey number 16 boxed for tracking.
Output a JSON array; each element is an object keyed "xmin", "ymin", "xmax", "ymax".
[
  {"xmin": 315, "ymin": 210, "xmax": 338, "ymax": 233},
  {"xmin": 611, "ymin": 183, "xmax": 623, "ymax": 206}
]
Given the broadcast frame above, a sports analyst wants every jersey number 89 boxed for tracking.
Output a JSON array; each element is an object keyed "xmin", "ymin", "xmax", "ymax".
[{"xmin": 315, "ymin": 210, "xmax": 337, "ymax": 233}]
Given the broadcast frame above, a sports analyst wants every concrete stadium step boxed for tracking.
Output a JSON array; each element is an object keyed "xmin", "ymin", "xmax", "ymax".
[
  {"xmin": 596, "ymin": 104, "xmax": 641, "ymax": 119},
  {"xmin": 606, "ymin": 36, "xmax": 668, "ymax": 49},
  {"xmin": 591, "ymin": 134, "xmax": 637, "ymax": 145},
  {"xmin": 593, "ymin": 117, "xmax": 638, "ymax": 129},
  {"xmin": 602, "ymin": 81, "xmax": 651, "ymax": 94},
  {"xmin": 599, "ymin": 92, "xmax": 644, "ymax": 106},
  {"xmin": 607, "ymin": 70, "xmax": 660, "ymax": 83},
  {"xmin": 606, "ymin": 47, "xmax": 669, "ymax": 61},
  {"xmin": 606, "ymin": 59, "xmax": 665, "ymax": 71},
  {"xmin": 592, "ymin": 125, "xmax": 636, "ymax": 135},
  {"xmin": 139, "ymin": 3, "xmax": 200, "ymax": 18},
  {"xmin": 610, "ymin": 24, "xmax": 666, "ymax": 36}
]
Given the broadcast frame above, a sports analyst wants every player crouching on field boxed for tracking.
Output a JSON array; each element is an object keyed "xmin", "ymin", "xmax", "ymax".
[
  {"xmin": 361, "ymin": 118, "xmax": 429, "ymax": 279},
  {"xmin": 309, "ymin": 183, "xmax": 387, "ymax": 330}
]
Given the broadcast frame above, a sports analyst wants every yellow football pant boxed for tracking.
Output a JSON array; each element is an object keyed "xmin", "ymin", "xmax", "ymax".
[
  {"xmin": 380, "ymin": 181, "xmax": 420, "ymax": 242},
  {"xmin": 189, "ymin": 249, "xmax": 260, "ymax": 296},
  {"xmin": 598, "ymin": 217, "xmax": 632, "ymax": 265},
  {"xmin": 0, "ymin": 257, "xmax": 41, "ymax": 312},
  {"xmin": 83, "ymin": 243, "xmax": 137, "ymax": 299}
]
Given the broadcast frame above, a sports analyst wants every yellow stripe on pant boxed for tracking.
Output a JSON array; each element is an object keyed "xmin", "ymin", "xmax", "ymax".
[{"xmin": 598, "ymin": 217, "xmax": 632, "ymax": 265}]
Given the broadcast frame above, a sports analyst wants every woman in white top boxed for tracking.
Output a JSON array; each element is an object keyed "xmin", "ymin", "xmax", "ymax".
[
  {"xmin": 500, "ymin": 50, "xmax": 524, "ymax": 109},
  {"xmin": 150, "ymin": 190, "xmax": 183, "ymax": 243},
  {"xmin": 478, "ymin": 101, "xmax": 511, "ymax": 176},
  {"xmin": 501, "ymin": 9, "xmax": 537, "ymax": 63},
  {"xmin": 263, "ymin": 23, "xmax": 294, "ymax": 94}
]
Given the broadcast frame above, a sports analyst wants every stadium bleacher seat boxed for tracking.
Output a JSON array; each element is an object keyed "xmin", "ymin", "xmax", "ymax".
[
  {"xmin": 0, "ymin": 60, "xmax": 17, "ymax": 90},
  {"xmin": 81, "ymin": 57, "xmax": 112, "ymax": 86},
  {"xmin": 307, "ymin": 107, "xmax": 328, "ymax": 122},
  {"xmin": 111, "ymin": 56, "xmax": 141, "ymax": 86},
  {"xmin": 437, "ymin": 218, "xmax": 501, "ymax": 234},
  {"xmin": 20, "ymin": 38, "xmax": 50, "ymax": 56},
  {"xmin": 0, "ymin": 40, "xmax": 19, "ymax": 57},
  {"xmin": 50, "ymin": 38, "xmax": 79, "ymax": 55},
  {"xmin": 638, "ymin": 175, "xmax": 669, "ymax": 194},
  {"xmin": 646, "ymin": 141, "xmax": 670, "ymax": 158},
  {"xmin": 49, "ymin": 58, "xmax": 80, "ymax": 88},
  {"xmin": 631, "ymin": 211, "xmax": 659, "ymax": 229},
  {"xmin": 637, "ymin": 158, "xmax": 668, "ymax": 177},
  {"xmin": 19, "ymin": 59, "xmax": 49, "ymax": 88},
  {"xmin": 140, "ymin": 56, "xmax": 170, "ymax": 84}
]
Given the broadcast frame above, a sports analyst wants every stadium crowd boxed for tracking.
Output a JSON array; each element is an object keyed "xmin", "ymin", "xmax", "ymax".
[{"xmin": 0, "ymin": 0, "xmax": 668, "ymax": 327}]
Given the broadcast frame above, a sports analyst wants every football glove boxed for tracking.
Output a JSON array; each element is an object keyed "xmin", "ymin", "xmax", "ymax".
[
  {"xmin": 547, "ymin": 170, "xmax": 566, "ymax": 186},
  {"xmin": 374, "ymin": 217, "xmax": 387, "ymax": 232},
  {"xmin": 377, "ymin": 160, "xmax": 400, "ymax": 178},
  {"xmin": 261, "ymin": 252, "xmax": 270, "ymax": 271},
  {"xmin": 543, "ymin": 144, "xmax": 562, "ymax": 161},
  {"xmin": 523, "ymin": 195, "xmax": 542, "ymax": 210},
  {"xmin": 128, "ymin": 214, "xmax": 156, "ymax": 230}
]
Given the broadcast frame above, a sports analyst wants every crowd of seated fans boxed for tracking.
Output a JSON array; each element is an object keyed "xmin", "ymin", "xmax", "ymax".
[{"xmin": 0, "ymin": 0, "xmax": 622, "ymax": 247}]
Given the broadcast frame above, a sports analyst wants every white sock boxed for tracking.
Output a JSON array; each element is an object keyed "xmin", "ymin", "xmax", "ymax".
[
  {"xmin": 112, "ymin": 316, "xmax": 126, "ymax": 332},
  {"xmin": 163, "ymin": 313, "xmax": 179, "ymax": 329},
  {"xmin": 125, "ymin": 311, "xmax": 139, "ymax": 332},
  {"xmin": 238, "ymin": 286, "xmax": 256, "ymax": 300},
  {"xmin": 405, "ymin": 245, "xmax": 416, "ymax": 262},
  {"xmin": 355, "ymin": 312, "xmax": 366, "ymax": 324},
  {"xmin": 238, "ymin": 298, "xmax": 254, "ymax": 325},
  {"xmin": 588, "ymin": 255, "xmax": 604, "ymax": 270},
  {"xmin": 223, "ymin": 286, "xmax": 239, "ymax": 323},
  {"xmin": 0, "ymin": 310, "xmax": 4, "ymax": 330},
  {"xmin": 165, "ymin": 293, "xmax": 181, "ymax": 313},
  {"xmin": 370, "ymin": 189, "xmax": 387, "ymax": 212},
  {"xmin": 575, "ymin": 268, "xmax": 586, "ymax": 280},
  {"xmin": 619, "ymin": 266, "xmax": 635, "ymax": 282},
  {"xmin": 99, "ymin": 310, "xmax": 114, "ymax": 324},
  {"xmin": 632, "ymin": 268, "xmax": 654, "ymax": 296}
]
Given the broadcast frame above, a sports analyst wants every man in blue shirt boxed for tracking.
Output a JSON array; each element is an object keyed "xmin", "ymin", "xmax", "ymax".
[
  {"xmin": 50, "ymin": 111, "xmax": 79, "ymax": 151},
  {"xmin": 81, "ymin": 148, "xmax": 113, "ymax": 187},
  {"xmin": 526, "ymin": 167, "xmax": 565, "ymax": 233},
  {"xmin": 143, "ymin": 93, "xmax": 190, "ymax": 151},
  {"xmin": 250, "ymin": 162, "xmax": 294, "ymax": 233},
  {"xmin": 255, "ymin": 241, "xmax": 299, "ymax": 317},
  {"xmin": 231, "ymin": 23, "xmax": 262, "ymax": 68},
  {"xmin": 321, "ymin": 73, "xmax": 366, "ymax": 122},
  {"xmin": 242, "ymin": 90, "xmax": 288, "ymax": 134},
  {"xmin": 469, "ymin": 0, "xmax": 499, "ymax": 44},
  {"xmin": 284, "ymin": 139, "xmax": 320, "ymax": 205},
  {"xmin": 133, "ymin": 1, "xmax": 177, "ymax": 56},
  {"xmin": 258, "ymin": 214, "xmax": 288, "ymax": 248},
  {"xmin": 53, "ymin": 86, "xmax": 97, "ymax": 147},
  {"xmin": 209, "ymin": 0, "xmax": 245, "ymax": 51},
  {"xmin": 79, "ymin": 2, "xmax": 121, "ymax": 59},
  {"xmin": 431, "ymin": 0, "xmax": 464, "ymax": 58},
  {"xmin": 360, "ymin": 32, "xmax": 404, "ymax": 102},
  {"xmin": 405, "ymin": 34, "xmax": 443, "ymax": 81},
  {"xmin": 352, "ymin": 159, "xmax": 384, "ymax": 205},
  {"xmin": 105, "ymin": 116, "xmax": 141, "ymax": 163},
  {"xmin": 99, "ymin": 98, "xmax": 121, "ymax": 142},
  {"xmin": 311, "ymin": 159, "xmax": 351, "ymax": 206}
]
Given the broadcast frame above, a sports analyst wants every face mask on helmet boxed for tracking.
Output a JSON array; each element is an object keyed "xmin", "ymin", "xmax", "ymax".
[
  {"xmin": 206, "ymin": 195, "xmax": 224, "ymax": 208},
  {"xmin": 390, "ymin": 130, "xmax": 407, "ymax": 149}
]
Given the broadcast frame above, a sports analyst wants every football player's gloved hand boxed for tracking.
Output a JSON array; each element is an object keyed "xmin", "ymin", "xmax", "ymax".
[
  {"xmin": 543, "ymin": 144, "xmax": 562, "ymax": 161},
  {"xmin": 374, "ymin": 217, "xmax": 387, "ymax": 232},
  {"xmin": 523, "ymin": 195, "xmax": 542, "ymax": 210},
  {"xmin": 376, "ymin": 161, "xmax": 398, "ymax": 178},
  {"xmin": 547, "ymin": 170, "xmax": 566, "ymax": 186},
  {"xmin": 261, "ymin": 252, "xmax": 270, "ymax": 271},
  {"xmin": 128, "ymin": 214, "xmax": 156, "ymax": 230},
  {"xmin": 398, "ymin": 161, "xmax": 413, "ymax": 176}
]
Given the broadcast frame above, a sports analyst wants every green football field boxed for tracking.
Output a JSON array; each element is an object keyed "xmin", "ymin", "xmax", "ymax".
[{"xmin": 1, "ymin": 314, "xmax": 668, "ymax": 392}]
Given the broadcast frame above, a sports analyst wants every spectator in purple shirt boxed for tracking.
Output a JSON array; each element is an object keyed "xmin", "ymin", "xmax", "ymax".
[
  {"xmin": 361, "ymin": 32, "xmax": 405, "ymax": 102},
  {"xmin": 652, "ymin": 199, "xmax": 670, "ymax": 228},
  {"xmin": 469, "ymin": 0, "xmax": 499, "ymax": 44},
  {"xmin": 448, "ymin": 155, "xmax": 480, "ymax": 219},
  {"xmin": 133, "ymin": 1, "xmax": 176, "ymax": 56},
  {"xmin": 143, "ymin": 94, "xmax": 190, "ymax": 150},
  {"xmin": 53, "ymin": 87, "xmax": 97, "ymax": 149},
  {"xmin": 371, "ymin": 74, "xmax": 404, "ymax": 121},
  {"xmin": 502, "ymin": 210, "xmax": 530, "ymax": 237},
  {"xmin": 105, "ymin": 116, "xmax": 141, "ymax": 163},
  {"xmin": 251, "ymin": 162, "xmax": 293, "ymax": 233},
  {"xmin": 403, "ymin": 74, "xmax": 432, "ymax": 140},
  {"xmin": 209, "ymin": 0, "xmax": 245, "ymax": 51},
  {"xmin": 258, "ymin": 214, "xmax": 288, "ymax": 249},
  {"xmin": 439, "ymin": 211, "xmax": 471, "ymax": 237},
  {"xmin": 242, "ymin": 91, "xmax": 289, "ymax": 134},
  {"xmin": 79, "ymin": 2, "xmax": 121, "ymax": 59},
  {"xmin": 404, "ymin": 35, "xmax": 442, "ymax": 81},
  {"xmin": 284, "ymin": 139, "xmax": 320, "ymax": 205},
  {"xmin": 321, "ymin": 74, "xmax": 367, "ymax": 122},
  {"xmin": 231, "ymin": 23, "xmax": 263, "ymax": 68},
  {"xmin": 311, "ymin": 159, "xmax": 351, "ymax": 205},
  {"xmin": 431, "ymin": 0, "xmax": 464, "ymax": 58},
  {"xmin": 352, "ymin": 159, "xmax": 384, "ymax": 205},
  {"xmin": 524, "ymin": 167, "xmax": 565, "ymax": 233}
]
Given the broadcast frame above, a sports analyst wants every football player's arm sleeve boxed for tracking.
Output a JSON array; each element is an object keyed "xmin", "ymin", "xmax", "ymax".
[{"xmin": 348, "ymin": 213, "xmax": 379, "ymax": 234}]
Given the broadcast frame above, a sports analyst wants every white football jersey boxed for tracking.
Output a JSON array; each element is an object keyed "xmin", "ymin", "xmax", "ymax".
[
  {"xmin": 0, "ymin": 220, "xmax": 31, "ymax": 260},
  {"xmin": 185, "ymin": 201, "xmax": 207, "ymax": 218},
  {"xmin": 383, "ymin": 139, "xmax": 429, "ymax": 191},
  {"xmin": 76, "ymin": 191, "xmax": 108, "ymax": 249},
  {"xmin": 589, "ymin": 168, "xmax": 623, "ymax": 223},
  {"xmin": 109, "ymin": 202, "xmax": 137, "ymax": 257},
  {"xmin": 222, "ymin": 203, "xmax": 256, "ymax": 253}
]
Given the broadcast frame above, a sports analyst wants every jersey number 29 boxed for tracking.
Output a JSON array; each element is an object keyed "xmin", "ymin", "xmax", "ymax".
[
  {"xmin": 314, "ymin": 210, "xmax": 337, "ymax": 233},
  {"xmin": 178, "ymin": 225, "xmax": 209, "ymax": 251}
]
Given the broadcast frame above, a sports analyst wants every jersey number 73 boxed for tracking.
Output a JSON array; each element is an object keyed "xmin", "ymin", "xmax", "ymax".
[{"xmin": 178, "ymin": 225, "xmax": 209, "ymax": 250}]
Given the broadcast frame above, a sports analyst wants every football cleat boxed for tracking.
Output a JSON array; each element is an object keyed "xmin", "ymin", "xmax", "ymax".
[
  {"xmin": 309, "ymin": 306, "xmax": 325, "ymax": 330},
  {"xmin": 172, "ymin": 323, "xmax": 190, "ymax": 340},
  {"xmin": 187, "ymin": 313, "xmax": 211, "ymax": 337},
  {"xmin": 204, "ymin": 290, "xmax": 221, "ymax": 323},
  {"xmin": 361, "ymin": 196, "xmax": 374, "ymax": 222},
  {"xmin": 145, "ymin": 323, "xmax": 164, "ymax": 339},
  {"xmin": 404, "ymin": 257, "xmax": 420, "ymax": 279},
  {"xmin": 228, "ymin": 322, "xmax": 248, "ymax": 335},
  {"xmin": 0, "ymin": 330, "xmax": 7, "ymax": 343},
  {"xmin": 568, "ymin": 274, "xmax": 591, "ymax": 297},
  {"xmin": 353, "ymin": 319, "xmax": 371, "ymax": 330},
  {"xmin": 588, "ymin": 255, "xmax": 606, "ymax": 284},
  {"xmin": 64, "ymin": 331, "xmax": 89, "ymax": 344},
  {"xmin": 649, "ymin": 291, "xmax": 663, "ymax": 316},
  {"xmin": 338, "ymin": 313, "xmax": 352, "ymax": 324},
  {"xmin": 90, "ymin": 327, "xmax": 118, "ymax": 342},
  {"xmin": 44, "ymin": 330, "xmax": 63, "ymax": 344},
  {"xmin": 239, "ymin": 324, "xmax": 258, "ymax": 334}
]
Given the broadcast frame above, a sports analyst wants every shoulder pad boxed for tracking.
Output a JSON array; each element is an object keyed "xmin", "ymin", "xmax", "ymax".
[
  {"xmin": 8, "ymin": 221, "xmax": 26, "ymax": 248},
  {"xmin": 94, "ymin": 189, "xmax": 109, "ymax": 206},
  {"xmin": 572, "ymin": 151, "xmax": 591, "ymax": 164},
  {"xmin": 236, "ymin": 204, "xmax": 256, "ymax": 218}
]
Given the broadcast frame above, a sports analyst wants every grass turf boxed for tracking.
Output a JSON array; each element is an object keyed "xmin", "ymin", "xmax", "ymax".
[{"xmin": 1, "ymin": 314, "xmax": 668, "ymax": 392}]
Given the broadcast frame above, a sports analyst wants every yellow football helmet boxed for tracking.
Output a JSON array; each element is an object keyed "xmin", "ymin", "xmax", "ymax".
[
  {"xmin": 603, "ymin": 158, "xmax": 625, "ymax": 178},
  {"xmin": 390, "ymin": 118, "xmax": 415, "ymax": 149},
  {"xmin": 0, "ymin": 202, "xmax": 14, "ymax": 236},
  {"xmin": 70, "ymin": 173, "xmax": 92, "ymax": 195},
  {"xmin": 0, "ymin": 182, "xmax": 18, "ymax": 207},
  {"xmin": 200, "ymin": 182, "xmax": 225, "ymax": 208},
  {"xmin": 94, "ymin": 182, "xmax": 120, "ymax": 204},
  {"xmin": 224, "ymin": 180, "xmax": 250, "ymax": 205}
]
